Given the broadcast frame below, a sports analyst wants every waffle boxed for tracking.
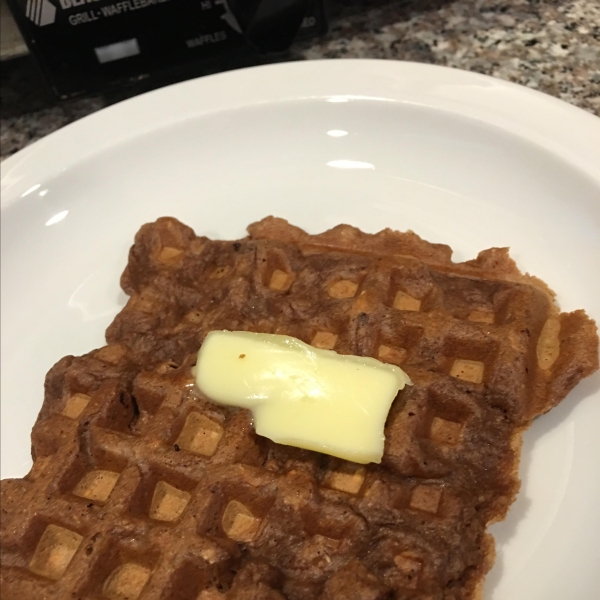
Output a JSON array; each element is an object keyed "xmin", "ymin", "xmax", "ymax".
[{"xmin": 1, "ymin": 217, "xmax": 598, "ymax": 600}]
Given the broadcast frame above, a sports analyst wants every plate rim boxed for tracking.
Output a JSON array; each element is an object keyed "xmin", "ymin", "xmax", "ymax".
[{"xmin": 2, "ymin": 58, "xmax": 600, "ymax": 206}]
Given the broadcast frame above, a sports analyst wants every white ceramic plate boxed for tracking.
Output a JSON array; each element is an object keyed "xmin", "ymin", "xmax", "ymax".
[{"xmin": 2, "ymin": 60, "xmax": 600, "ymax": 599}]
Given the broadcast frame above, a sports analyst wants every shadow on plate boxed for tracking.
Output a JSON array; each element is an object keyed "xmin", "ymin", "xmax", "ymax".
[{"xmin": 484, "ymin": 371, "xmax": 600, "ymax": 597}]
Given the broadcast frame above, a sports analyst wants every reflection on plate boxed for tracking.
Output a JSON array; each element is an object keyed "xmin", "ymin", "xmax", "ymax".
[{"xmin": 1, "ymin": 60, "xmax": 599, "ymax": 599}]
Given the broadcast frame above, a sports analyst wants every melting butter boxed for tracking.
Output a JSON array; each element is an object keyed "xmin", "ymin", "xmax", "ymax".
[{"xmin": 195, "ymin": 331, "xmax": 411, "ymax": 464}]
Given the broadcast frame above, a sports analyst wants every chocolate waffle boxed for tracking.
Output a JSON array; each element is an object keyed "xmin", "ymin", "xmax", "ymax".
[{"xmin": 1, "ymin": 217, "xmax": 598, "ymax": 600}]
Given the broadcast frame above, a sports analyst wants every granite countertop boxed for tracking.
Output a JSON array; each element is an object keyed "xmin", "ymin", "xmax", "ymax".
[{"xmin": 1, "ymin": 0, "xmax": 599, "ymax": 161}]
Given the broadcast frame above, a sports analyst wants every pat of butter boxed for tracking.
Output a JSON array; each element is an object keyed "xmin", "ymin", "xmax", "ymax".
[{"xmin": 195, "ymin": 331, "xmax": 411, "ymax": 464}]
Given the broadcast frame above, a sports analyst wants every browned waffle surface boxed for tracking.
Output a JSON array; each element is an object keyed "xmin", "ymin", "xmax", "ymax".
[{"xmin": 1, "ymin": 217, "xmax": 598, "ymax": 600}]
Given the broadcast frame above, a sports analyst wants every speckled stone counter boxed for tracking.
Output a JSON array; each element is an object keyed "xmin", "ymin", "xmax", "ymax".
[{"xmin": 1, "ymin": 0, "xmax": 599, "ymax": 161}]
